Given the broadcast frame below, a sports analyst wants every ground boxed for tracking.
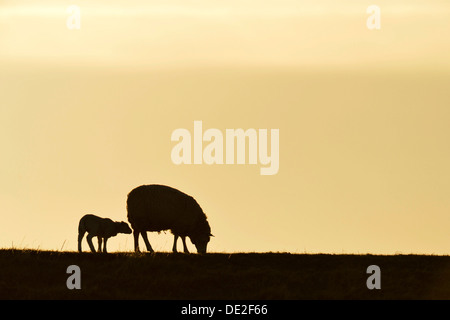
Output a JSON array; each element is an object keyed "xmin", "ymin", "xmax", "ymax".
[{"xmin": 0, "ymin": 249, "xmax": 448, "ymax": 299}]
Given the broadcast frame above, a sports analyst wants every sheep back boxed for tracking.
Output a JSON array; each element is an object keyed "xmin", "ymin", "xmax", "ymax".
[{"xmin": 126, "ymin": 184, "xmax": 211, "ymax": 238}]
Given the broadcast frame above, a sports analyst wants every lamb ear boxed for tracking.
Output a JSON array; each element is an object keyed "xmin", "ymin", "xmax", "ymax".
[{"xmin": 210, "ymin": 233, "xmax": 214, "ymax": 237}]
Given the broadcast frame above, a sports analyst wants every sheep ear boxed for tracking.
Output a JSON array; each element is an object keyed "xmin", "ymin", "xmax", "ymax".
[{"xmin": 210, "ymin": 233, "xmax": 214, "ymax": 237}]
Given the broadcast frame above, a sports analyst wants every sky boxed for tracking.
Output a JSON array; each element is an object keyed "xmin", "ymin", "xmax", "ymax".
[{"xmin": 0, "ymin": 1, "xmax": 449, "ymax": 254}]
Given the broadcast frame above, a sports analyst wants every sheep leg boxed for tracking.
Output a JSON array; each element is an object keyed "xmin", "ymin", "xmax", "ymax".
[
  {"xmin": 97, "ymin": 236, "xmax": 102, "ymax": 252},
  {"xmin": 86, "ymin": 234, "xmax": 96, "ymax": 252},
  {"xmin": 172, "ymin": 235, "xmax": 178, "ymax": 253},
  {"xmin": 133, "ymin": 230, "xmax": 140, "ymax": 252},
  {"xmin": 103, "ymin": 238, "xmax": 108, "ymax": 253},
  {"xmin": 181, "ymin": 236, "xmax": 189, "ymax": 254},
  {"xmin": 78, "ymin": 230, "xmax": 86, "ymax": 252},
  {"xmin": 141, "ymin": 231, "xmax": 154, "ymax": 253}
]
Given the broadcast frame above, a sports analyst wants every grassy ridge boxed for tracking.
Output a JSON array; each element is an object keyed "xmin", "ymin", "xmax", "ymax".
[{"xmin": 0, "ymin": 249, "xmax": 449, "ymax": 299}]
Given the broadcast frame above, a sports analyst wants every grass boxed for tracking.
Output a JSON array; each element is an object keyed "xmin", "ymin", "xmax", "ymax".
[{"xmin": 0, "ymin": 249, "xmax": 449, "ymax": 299}]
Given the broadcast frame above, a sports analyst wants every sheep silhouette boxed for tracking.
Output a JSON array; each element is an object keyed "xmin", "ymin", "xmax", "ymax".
[
  {"xmin": 127, "ymin": 184, "xmax": 213, "ymax": 254},
  {"xmin": 78, "ymin": 214, "xmax": 132, "ymax": 253}
]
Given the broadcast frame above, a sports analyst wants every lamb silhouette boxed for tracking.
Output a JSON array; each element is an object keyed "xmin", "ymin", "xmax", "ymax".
[{"xmin": 78, "ymin": 214, "xmax": 132, "ymax": 253}]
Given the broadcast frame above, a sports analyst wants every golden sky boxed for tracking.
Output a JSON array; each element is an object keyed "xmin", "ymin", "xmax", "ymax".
[{"xmin": 0, "ymin": 1, "xmax": 449, "ymax": 253}]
